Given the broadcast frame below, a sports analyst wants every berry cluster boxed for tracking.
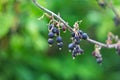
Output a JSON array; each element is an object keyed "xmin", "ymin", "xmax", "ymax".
[
  {"xmin": 92, "ymin": 45, "xmax": 102, "ymax": 64},
  {"xmin": 68, "ymin": 23, "xmax": 88, "ymax": 59},
  {"xmin": 48, "ymin": 23, "xmax": 67, "ymax": 50}
]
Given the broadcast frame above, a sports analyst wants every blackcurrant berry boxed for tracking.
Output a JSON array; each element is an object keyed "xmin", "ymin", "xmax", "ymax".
[
  {"xmin": 49, "ymin": 24, "xmax": 54, "ymax": 30},
  {"xmin": 48, "ymin": 32, "xmax": 54, "ymax": 38},
  {"xmin": 75, "ymin": 39, "xmax": 80, "ymax": 44},
  {"xmin": 52, "ymin": 27, "xmax": 57, "ymax": 33},
  {"xmin": 73, "ymin": 48, "xmax": 78, "ymax": 54},
  {"xmin": 56, "ymin": 29, "xmax": 59, "ymax": 35},
  {"xmin": 71, "ymin": 32, "xmax": 75, "ymax": 37},
  {"xmin": 82, "ymin": 33, "xmax": 88, "ymax": 40},
  {"xmin": 57, "ymin": 42, "xmax": 63, "ymax": 48},
  {"xmin": 48, "ymin": 38, "xmax": 54, "ymax": 44},
  {"xmin": 74, "ymin": 36, "xmax": 79, "ymax": 41},
  {"xmin": 96, "ymin": 57, "xmax": 102, "ymax": 64},
  {"xmin": 78, "ymin": 30, "xmax": 83, "ymax": 35},
  {"xmin": 56, "ymin": 36, "xmax": 62, "ymax": 43},
  {"xmin": 68, "ymin": 43, "xmax": 75, "ymax": 50}
]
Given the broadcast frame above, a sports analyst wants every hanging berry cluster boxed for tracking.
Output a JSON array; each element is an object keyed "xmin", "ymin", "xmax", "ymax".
[
  {"xmin": 47, "ymin": 18, "xmax": 88, "ymax": 59},
  {"xmin": 46, "ymin": 17, "xmax": 120, "ymax": 64},
  {"xmin": 33, "ymin": 0, "xmax": 120, "ymax": 65},
  {"xmin": 68, "ymin": 22, "xmax": 87, "ymax": 59},
  {"xmin": 92, "ymin": 45, "xmax": 102, "ymax": 64},
  {"xmin": 48, "ymin": 22, "xmax": 64, "ymax": 50}
]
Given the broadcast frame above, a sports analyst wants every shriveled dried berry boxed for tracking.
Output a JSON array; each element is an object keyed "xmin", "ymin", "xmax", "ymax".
[{"xmin": 62, "ymin": 25, "xmax": 66, "ymax": 32}]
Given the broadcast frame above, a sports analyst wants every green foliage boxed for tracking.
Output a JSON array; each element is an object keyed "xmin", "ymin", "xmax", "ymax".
[{"xmin": 0, "ymin": 0, "xmax": 120, "ymax": 80}]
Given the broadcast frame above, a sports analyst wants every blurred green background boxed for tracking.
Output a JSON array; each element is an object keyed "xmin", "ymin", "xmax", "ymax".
[{"xmin": 0, "ymin": 0, "xmax": 120, "ymax": 80}]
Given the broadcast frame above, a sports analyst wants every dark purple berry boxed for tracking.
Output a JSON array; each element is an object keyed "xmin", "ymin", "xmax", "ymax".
[
  {"xmin": 74, "ymin": 36, "xmax": 79, "ymax": 41},
  {"xmin": 48, "ymin": 38, "xmax": 54, "ymax": 44},
  {"xmin": 56, "ymin": 29, "xmax": 59, "ymax": 35},
  {"xmin": 68, "ymin": 43, "xmax": 75, "ymax": 50},
  {"xmin": 52, "ymin": 27, "xmax": 57, "ymax": 33},
  {"xmin": 52, "ymin": 27, "xmax": 59, "ymax": 35},
  {"xmin": 75, "ymin": 39, "xmax": 80, "ymax": 44},
  {"xmin": 78, "ymin": 30, "xmax": 83, "ymax": 35},
  {"xmin": 71, "ymin": 32, "xmax": 75, "ymax": 37},
  {"xmin": 96, "ymin": 57, "xmax": 102, "ymax": 64},
  {"xmin": 57, "ymin": 42, "xmax": 63, "ymax": 48},
  {"xmin": 48, "ymin": 32, "xmax": 54, "ymax": 38},
  {"xmin": 82, "ymin": 33, "xmax": 88, "ymax": 40},
  {"xmin": 73, "ymin": 48, "xmax": 78, "ymax": 54},
  {"xmin": 56, "ymin": 36, "xmax": 62, "ymax": 43},
  {"xmin": 49, "ymin": 24, "xmax": 54, "ymax": 30}
]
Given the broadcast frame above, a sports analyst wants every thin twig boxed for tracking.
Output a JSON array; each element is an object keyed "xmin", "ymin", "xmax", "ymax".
[
  {"xmin": 107, "ymin": 0, "xmax": 120, "ymax": 18},
  {"xmin": 32, "ymin": 0, "xmax": 117, "ymax": 48}
]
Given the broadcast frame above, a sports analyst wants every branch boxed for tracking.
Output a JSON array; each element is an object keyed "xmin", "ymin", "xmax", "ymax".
[
  {"xmin": 32, "ymin": 0, "xmax": 117, "ymax": 48},
  {"xmin": 107, "ymin": 0, "xmax": 120, "ymax": 18}
]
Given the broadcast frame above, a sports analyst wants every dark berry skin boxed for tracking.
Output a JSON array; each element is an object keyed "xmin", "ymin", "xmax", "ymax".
[
  {"xmin": 52, "ymin": 27, "xmax": 57, "ymax": 33},
  {"xmin": 52, "ymin": 27, "xmax": 59, "ymax": 35},
  {"xmin": 57, "ymin": 42, "xmax": 63, "ymax": 48},
  {"xmin": 68, "ymin": 43, "xmax": 75, "ymax": 50},
  {"xmin": 71, "ymin": 32, "xmax": 75, "ymax": 37},
  {"xmin": 82, "ymin": 33, "xmax": 88, "ymax": 40},
  {"xmin": 75, "ymin": 39, "xmax": 80, "ymax": 44},
  {"xmin": 78, "ymin": 30, "xmax": 83, "ymax": 35},
  {"xmin": 48, "ymin": 38, "xmax": 54, "ymax": 44},
  {"xmin": 96, "ymin": 58, "xmax": 102, "ymax": 64},
  {"xmin": 78, "ymin": 30, "xmax": 83, "ymax": 38},
  {"xmin": 49, "ymin": 24, "xmax": 54, "ymax": 30},
  {"xmin": 56, "ymin": 36, "xmax": 62, "ymax": 43},
  {"xmin": 56, "ymin": 29, "xmax": 59, "ymax": 35},
  {"xmin": 48, "ymin": 32, "xmax": 54, "ymax": 38},
  {"xmin": 74, "ymin": 36, "xmax": 79, "ymax": 41}
]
